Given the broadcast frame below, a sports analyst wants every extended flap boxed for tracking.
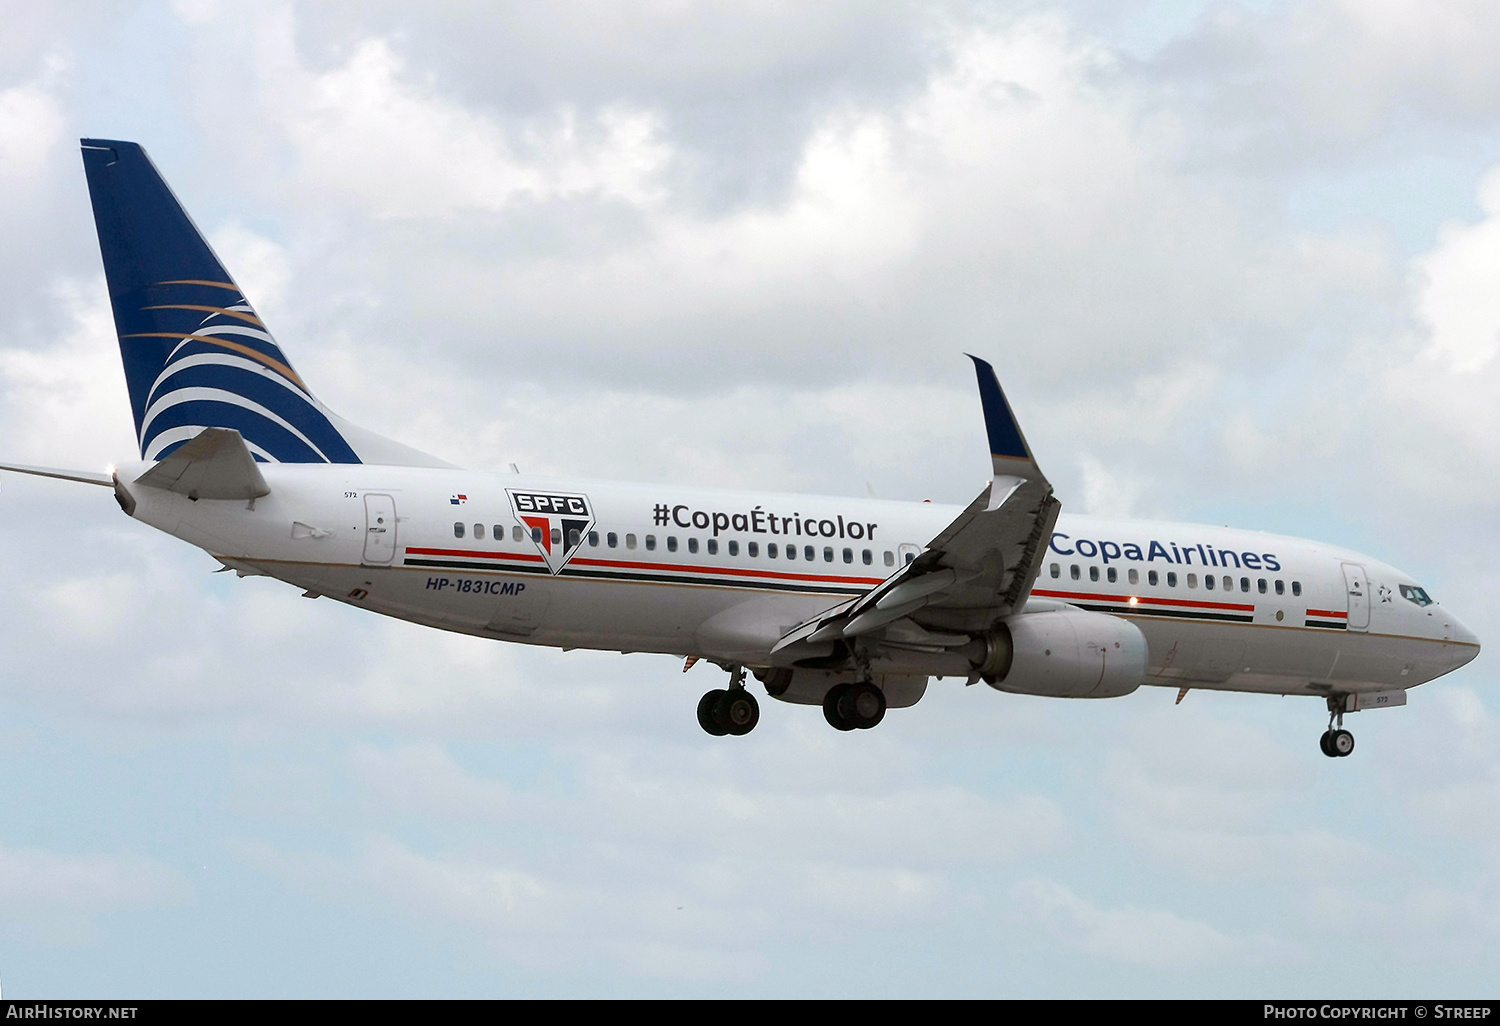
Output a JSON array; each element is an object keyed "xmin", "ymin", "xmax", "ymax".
[{"xmin": 135, "ymin": 428, "xmax": 270, "ymax": 500}]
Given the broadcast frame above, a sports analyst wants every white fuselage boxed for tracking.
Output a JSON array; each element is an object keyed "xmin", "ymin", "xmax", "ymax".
[{"xmin": 114, "ymin": 461, "xmax": 1479, "ymax": 699}]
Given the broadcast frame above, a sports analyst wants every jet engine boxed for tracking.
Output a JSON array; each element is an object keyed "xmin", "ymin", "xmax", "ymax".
[{"xmin": 971, "ymin": 609, "xmax": 1147, "ymax": 698}]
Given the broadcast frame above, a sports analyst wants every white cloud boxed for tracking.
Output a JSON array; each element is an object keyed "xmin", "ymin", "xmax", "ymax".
[
  {"xmin": 1090, "ymin": 706, "xmax": 1410, "ymax": 884},
  {"xmin": 1413, "ymin": 166, "xmax": 1500, "ymax": 374},
  {"xmin": 1077, "ymin": 452, "xmax": 1145, "ymax": 516},
  {"xmin": 1386, "ymin": 687, "xmax": 1500, "ymax": 842},
  {"xmin": 0, "ymin": 844, "xmax": 188, "ymax": 945},
  {"xmin": 1361, "ymin": 160, "xmax": 1500, "ymax": 502},
  {"xmin": 265, "ymin": 33, "xmax": 670, "ymax": 219},
  {"xmin": 350, "ymin": 738, "xmax": 1066, "ymax": 869},
  {"xmin": 211, "ymin": 223, "xmax": 292, "ymax": 315},
  {"xmin": 1009, "ymin": 877, "xmax": 1295, "ymax": 969},
  {"xmin": 0, "ymin": 67, "xmax": 63, "ymax": 187},
  {"xmin": 0, "ymin": 279, "xmax": 138, "ymax": 467},
  {"xmin": 0, "ymin": 845, "xmax": 185, "ymax": 910}
]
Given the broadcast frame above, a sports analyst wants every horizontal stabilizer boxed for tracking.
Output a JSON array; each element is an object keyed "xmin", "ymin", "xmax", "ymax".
[
  {"xmin": 0, "ymin": 462, "xmax": 114, "ymax": 487},
  {"xmin": 135, "ymin": 427, "xmax": 269, "ymax": 500}
]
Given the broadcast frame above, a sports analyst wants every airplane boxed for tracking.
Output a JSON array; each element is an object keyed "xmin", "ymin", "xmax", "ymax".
[{"xmin": 0, "ymin": 139, "xmax": 1480, "ymax": 758}]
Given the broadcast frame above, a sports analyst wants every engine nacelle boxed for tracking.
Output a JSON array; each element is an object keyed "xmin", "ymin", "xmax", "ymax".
[{"xmin": 974, "ymin": 609, "xmax": 1147, "ymax": 698}]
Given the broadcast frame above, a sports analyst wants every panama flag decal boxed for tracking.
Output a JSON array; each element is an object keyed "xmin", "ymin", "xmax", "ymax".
[{"xmin": 507, "ymin": 489, "xmax": 595, "ymax": 574}]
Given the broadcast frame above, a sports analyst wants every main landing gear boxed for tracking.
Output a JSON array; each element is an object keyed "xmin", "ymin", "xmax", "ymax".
[
  {"xmin": 1320, "ymin": 695, "xmax": 1355, "ymax": 758},
  {"xmin": 697, "ymin": 665, "xmax": 760, "ymax": 737},
  {"xmin": 823, "ymin": 681, "xmax": 886, "ymax": 732}
]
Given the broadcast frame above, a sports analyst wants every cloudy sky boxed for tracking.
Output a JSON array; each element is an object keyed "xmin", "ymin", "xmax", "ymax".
[{"xmin": 2, "ymin": 0, "xmax": 1499, "ymax": 997}]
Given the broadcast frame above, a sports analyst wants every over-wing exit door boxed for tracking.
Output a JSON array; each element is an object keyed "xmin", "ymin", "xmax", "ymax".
[{"xmin": 363, "ymin": 494, "xmax": 397, "ymax": 564}]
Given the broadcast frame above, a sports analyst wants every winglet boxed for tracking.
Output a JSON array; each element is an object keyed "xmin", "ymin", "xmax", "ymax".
[
  {"xmin": 134, "ymin": 427, "xmax": 270, "ymax": 500},
  {"xmin": 967, "ymin": 355, "xmax": 1033, "ymax": 464}
]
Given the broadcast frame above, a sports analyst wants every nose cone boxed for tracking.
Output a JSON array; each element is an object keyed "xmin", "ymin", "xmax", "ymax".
[{"xmin": 1451, "ymin": 615, "xmax": 1481, "ymax": 669}]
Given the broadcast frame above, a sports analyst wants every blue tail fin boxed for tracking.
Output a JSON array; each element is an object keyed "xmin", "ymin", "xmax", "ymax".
[{"xmin": 80, "ymin": 139, "xmax": 447, "ymax": 468}]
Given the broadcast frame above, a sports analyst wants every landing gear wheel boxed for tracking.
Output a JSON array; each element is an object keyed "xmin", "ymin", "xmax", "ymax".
[
  {"xmin": 823, "ymin": 684, "xmax": 857, "ymax": 731},
  {"xmin": 720, "ymin": 689, "xmax": 760, "ymax": 736},
  {"xmin": 697, "ymin": 689, "xmax": 730, "ymax": 736},
  {"xmin": 841, "ymin": 682, "xmax": 885, "ymax": 729},
  {"xmin": 1322, "ymin": 695, "xmax": 1356, "ymax": 758}
]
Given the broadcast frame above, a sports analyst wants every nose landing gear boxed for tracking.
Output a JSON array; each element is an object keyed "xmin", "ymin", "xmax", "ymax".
[
  {"xmin": 1320, "ymin": 695, "xmax": 1355, "ymax": 758},
  {"xmin": 696, "ymin": 665, "xmax": 760, "ymax": 737}
]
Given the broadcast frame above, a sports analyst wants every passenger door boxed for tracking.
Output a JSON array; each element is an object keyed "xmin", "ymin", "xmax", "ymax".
[
  {"xmin": 362, "ymin": 494, "xmax": 397, "ymax": 565},
  {"xmin": 1342, "ymin": 562, "xmax": 1370, "ymax": 632}
]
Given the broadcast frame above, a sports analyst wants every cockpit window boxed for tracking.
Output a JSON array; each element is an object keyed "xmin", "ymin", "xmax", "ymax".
[{"xmin": 1400, "ymin": 584, "xmax": 1434, "ymax": 607}]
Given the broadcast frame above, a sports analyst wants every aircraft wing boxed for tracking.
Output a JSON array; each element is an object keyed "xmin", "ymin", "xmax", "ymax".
[{"xmin": 773, "ymin": 356, "xmax": 1059, "ymax": 656}]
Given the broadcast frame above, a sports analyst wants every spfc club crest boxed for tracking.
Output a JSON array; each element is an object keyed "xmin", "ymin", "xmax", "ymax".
[{"xmin": 507, "ymin": 489, "xmax": 595, "ymax": 574}]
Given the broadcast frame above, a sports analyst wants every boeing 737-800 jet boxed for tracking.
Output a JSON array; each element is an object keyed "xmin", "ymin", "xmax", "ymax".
[{"xmin": 0, "ymin": 140, "xmax": 1481, "ymax": 757}]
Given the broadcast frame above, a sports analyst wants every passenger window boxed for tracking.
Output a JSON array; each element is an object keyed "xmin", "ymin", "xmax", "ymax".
[
  {"xmin": 1187, "ymin": 573, "xmax": 1197, "ymax": 589},
  {"xmin": 666, "ymin": 536, "xmax": 678, "ymax": 552},
  {"xmin": 1240, "ymin": 577, "xmax": 1250, "ymax": 592},
  {"xmin": 688, "ymin": 537, "xmax": 699, "ymax": 554},
  {"xmin": 645, "ymin": 535, "xmax": 656, "ymax": 551},
  {"xmin": 513, "ymin": 525, "xmax": 524, "ymax": 542},
  {"xmin": 768, "ymin": 543, "xmax": 778, "ymax": 558},
  {"xmin": 823, "ymin": 546, "xmax": 834, "ymax": 562},
  {"xmin": 748, "ymin": 542, "xmax": 759, "ymax": 557},
  {"xmin": 567, "ymin": 528, "xmax": 580, "ymax": 548},
  {"xmin": 1089, "ymin": 566, "xmax": 1099, "ymax": 582},
  {"xmin": 784, "ymin": 542, "xmax": 793, "ymax": 560},
  {"xmin": 1222, "ymin": 575, "xmax": 1232, "ymax": 591},
  {"xmin": 474, "ymin": 523, "xmax": 484, "ymax": 540},
  {"xmin": 454, "ymin": 522, "xmax": 465, "ymax": 538},
  {"xmin": 729, "ymin": 540, "xmax": 740, "ymax": 556},
  {"xmin": 843, "ymin": 547, "xmax": 853, "ymax": 564},
  {"xmin": 884, "ymin": 551, "xmax": 895, "ymax": 567},
  {"xmin": 707, "ymin": 539, "xmax": 718, "ymax": 555},
  {"xmin": 1257, "ymin": 578, "xmax": 1267, "ymax": 594},
  {"xmin": 607, "ymin": 531, "xmax": 618, "ymax": 548},
  {"xmin": 552, "ymin": 528, "xmax": 561, "ymax": 545},
  {"xmin": 1128, "ymin": 568, "xmax": 1139, "ymax": 585},
  {"xmin": 1107, "ymin": 567, "xmax": 1117, "ymax": 583},
  {"xmin": 1148, "ymin": 570, "xmax": 1158, "ymax": 586},
  {"xmin": 625, "ymin": 533, "xmax": 637, "ymax": 550},
  {"xmin": 532, "ymin": 526, "xmax": 543, "ymax": 543},
  {"xmin": 1292, "ymin": 581, "xmax": 1302, "ymax": 597},
  {"xmin": 1275, "ymin": 580, "xmax": 1284, "ymax": 595},
  {"xmin": 1167, "ymin": 572, "xmax": 1178, "ymax": 587},
  {"xmin": 809, "ymin": 546, "xmax": 818, "ymax": 561},
  {"xmin": 1070, "ymin": 565, "xmax": 1080, "ymax": 580},
  {"xmin": 1050, "ymin": 563, "xmax": 1060, "ymax": 579},
  {"xmin": 496, "ymin": 525, "xmax": 506, "ymax": 541},
  {"xmin": 1205, "ymin": 574, "xmax": 1215, "ymax": 591},
  {"xmin": 862, "ymin": 549, "xmax": 872, "ymax": 565}
]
